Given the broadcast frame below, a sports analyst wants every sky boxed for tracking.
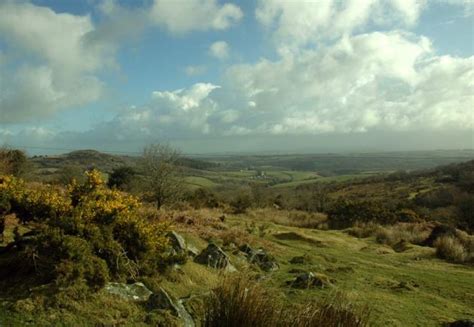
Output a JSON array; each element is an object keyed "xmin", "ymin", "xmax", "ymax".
[{"xmin": 0, "ymin": 0, "xmax": 473, "ymax": 155}]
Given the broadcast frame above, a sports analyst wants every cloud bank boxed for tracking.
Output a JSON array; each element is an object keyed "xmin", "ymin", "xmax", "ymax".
[{"xmin": 0, "ymin": 0, "xmax": 472, "ymax": 152}]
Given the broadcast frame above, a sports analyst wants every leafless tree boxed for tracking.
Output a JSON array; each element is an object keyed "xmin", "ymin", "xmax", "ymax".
[{"xmin": 141, "ymin": 143, "xmax": 184, "ymax": 208}]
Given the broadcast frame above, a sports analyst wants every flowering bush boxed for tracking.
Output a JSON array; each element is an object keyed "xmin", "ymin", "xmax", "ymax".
[{"xmin": 0, "ymin": 169, "xmax": 170, "ymax": 290}]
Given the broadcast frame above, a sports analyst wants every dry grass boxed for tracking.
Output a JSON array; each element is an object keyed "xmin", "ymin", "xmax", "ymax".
[
  {"xmin": 347, "ymin": 222, "xmax": 380, "ymax": 238},
  {"xmin": 434, "ymin": 235, "xmax": 473, "ymax": 264},
  {"xmin": 247, "ymin": 208, "xmax": 328, "ymax": 229},
  {"xmin": 290, "ymin": 293, "xmax": 371, "ymax": 327},
  {"xmin": 373, "ymin": 223, "xmax": 432, "ymax": 246},
  {"xmin": 202, "ymin": 274, "xmax": 280, "ymax": 327},
  {"xmin": 202, "ymin": 274, "xmax": 370, "ymax": 327},
  {"xmin": 348, "ymin": 222, "xmax": 432, "ymax": 246}
]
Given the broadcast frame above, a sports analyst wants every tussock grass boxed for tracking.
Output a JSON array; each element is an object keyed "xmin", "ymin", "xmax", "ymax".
[
  {"xmin": 348, "ymin": 222, "xmax": 432, "ymax": 246},
  {"xmin": 375, "ymin": 223, "xmax": 432, "ymax": 246},
  {"xmin": 202, "ymin": 274, "xmax": 279, "ymax": 327},
  {"xmin": 434, "ymin": 235, "xmax": 473, "ymax": 264},
  {"xmin": 202, "ymin": 274, "xmax": 370, "ymax": 327}
]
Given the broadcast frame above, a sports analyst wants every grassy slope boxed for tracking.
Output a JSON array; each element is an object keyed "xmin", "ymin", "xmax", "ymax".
[
  {"xmin": 1, "ymin": 211, "xmax": 472, "ymax": 326},
  {"xmin": 221, "ymin": 215, "xmax": 474, "ymax": 326}
]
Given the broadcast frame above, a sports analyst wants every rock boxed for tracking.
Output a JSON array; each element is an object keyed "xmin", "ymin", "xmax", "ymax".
[
  {"xmin": 423, "ymin": 225, "xmax": 457, "ymax": 247},
  {"xmin": 239, "ymin": 244, "xmax": 279, "ymax": 272},
  {"xmin": 167, "ymin": 231, "xmax": 187, "ymax": 254},
  {"xmin": 105, "ymin": 282, "xmax": 152, "ymax": 302},
  {"xmin": 194, "ymin": 243, "xmax": 230, "ymax": 269},
  {"xmin": 447, "ymin": 320, "xmax": 474, "ymax": 327},
  {"xmin": 250, "ymin": 249, "xmax": 279, "ymax": 272},
  {"xmin": 187, "ymin": 244, "xmax": 199, "ymax": 257},
  {"xmin": 239, "ymin": 243, "xmax": 253, "ymax": 255},
  {"xmin": 148, "ymin": 288, "xmax": 196, "ymax": 327},
  {"xmin": 147, "ymin": 287, "xmax": 179, "ymax": 316},
  {"xmin": 288, "ymin": 272, "xmax": 331, "ymax": 289}
]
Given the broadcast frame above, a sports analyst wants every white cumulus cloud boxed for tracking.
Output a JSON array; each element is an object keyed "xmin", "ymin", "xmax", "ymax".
[
  {"xmin": 209, "ymin": 41, "xmax": 230, "ymax": 60},
  {"xmin": 0, "ymin": 1, "xmax": 112, "ymax": 123},
  {"xmin": 149, "ymin": 0, "xmax": 243, "ymax": 34}
]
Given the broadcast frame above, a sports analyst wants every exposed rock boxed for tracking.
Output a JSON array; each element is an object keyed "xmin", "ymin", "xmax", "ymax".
[
  {"xmin": 167, "ymin": 231, "xmax": 187, "ymax": 254},
  {"xmin": 239, "ymin": 244, "xmax": 279, "ymax": 271},
  {"xmin": 147, "ymin": 287, "xmax": 179, "ymax": 316},
  {"xmin": 187, "ymin": 244, "xmax": 199, "ymax": 257},
  {"xmin": 147, "ymin": 288, "xmax": 196, "ymax": 326},
  {"xmin": 105, "ymin": 282, "xmax": 152, "ymax": 302},
  {"xmin": 194, "ymin": 243, "xmax": 230, "ymax": 269},
  {"xmin": 239, "ymin": 243, "xmax": 253, "ymax": 255},
  {"xmin": 288, "ymin": 272, "xmax": 331, "ymax": 289},
  {"xmin": 447, "ymin": 320, "xmax": 474, "ymax": 327},
  {"xmin": 423, "ymin": 225, "xmax": 457, "ymax": 247}
]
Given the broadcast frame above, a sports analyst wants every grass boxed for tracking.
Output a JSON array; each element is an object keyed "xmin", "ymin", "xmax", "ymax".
[
  {"xmin": 1, "ymin": 208, "xmax": 473, "ymax": 326},
  {"xmin": 184, "ymin": 176, "xmax": 218, "ymax": 189},
  {"xmin": 202, "ymin": 274, "xmax": 370, "ymax": 327}
]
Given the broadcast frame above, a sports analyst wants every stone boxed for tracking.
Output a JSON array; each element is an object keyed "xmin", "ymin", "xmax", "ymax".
[
  {"xmin": 239, "ymin": 244, "xmax": 279, "ymax": 272},
  {"xmin": 147, "ymin": 287, "xmax": 179, "ymax": 316},
  {"xmin": 239, "ymin": 243, "xmax": 253, "ymax": 255},
  {"xmin": 250, "ymin": 249, "xmax": 279, "ymax": 272},
  {"xmin": 447, "ymin": 320, "xmax": 474, "ymax": 327},
  {"xmin": 194, "ymin": 243, "xmax": 230, "ymax": 269},
  {"xmin": 187, "ymin": 244, "xmax": 199, "ymax": 257},
  {"xmin": 288, "ymin": 272, "xmax": 331, "ymax": 289},
  {"xmin": 167, "ymin": 231, "xmax": 187, "ymax": 254},
  {"xmin": 105, "ymin": 282, "xmax": 152, "ymax": 302}
]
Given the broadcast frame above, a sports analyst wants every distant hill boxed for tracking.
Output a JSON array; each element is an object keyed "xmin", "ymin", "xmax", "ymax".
[{"xmin": 30, "ymin": 149, "xmax": 219, "ymax": 175}]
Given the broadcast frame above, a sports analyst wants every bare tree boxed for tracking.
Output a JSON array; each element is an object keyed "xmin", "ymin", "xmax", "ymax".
[{"xmin": 141, "ymin": 143, "xmax": 184, "ymax": 209}]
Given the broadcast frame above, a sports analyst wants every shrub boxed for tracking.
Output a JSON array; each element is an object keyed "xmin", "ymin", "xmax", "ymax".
[
  {"xmin": 56, "ymin": 165, "xmax": 85, "ymax": 186},
  {"xmin": 327, "ymin": 200, "xmax": 396, "ymax": 229},
  {"xmin": 107, "ymin": 166, "xmax": 136, "ymax": 191},
  {"xmin": 434, "ymin": 236, "xmax": 468, "ymax": 263},
  {"xmin": 0, "ymin": 169, "xmax": 171, "ymax": 291},
  {"xmin": 187, "ymin": 188, "xmax": 219, "ymax": 209},
  {"xmin": 0, "ymin": 148, "xmax": 28, "ymax": 177},
  {"xmin": 230, "ymin": 192, "xmax": 252, "ymax": 214}
]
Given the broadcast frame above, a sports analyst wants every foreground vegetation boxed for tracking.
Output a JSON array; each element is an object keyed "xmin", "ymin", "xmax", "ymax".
[{"xmin": 0, "ymin": 146, "xmax": 473, "ymax": 326}]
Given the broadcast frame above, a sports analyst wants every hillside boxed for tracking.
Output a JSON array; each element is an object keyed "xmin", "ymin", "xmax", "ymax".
[
  {"xmin": 0, "ymin": 152, "xmax": 473, "ymax": 326},
  {"xmin": 1, "ymin": 207, "xmax": 473, "ymax": 326}
]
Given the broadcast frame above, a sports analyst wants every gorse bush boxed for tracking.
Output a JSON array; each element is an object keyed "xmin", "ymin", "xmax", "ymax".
[{"xmin": 0, "ymin": 169, "xmax": 171, "ymax": 291}]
